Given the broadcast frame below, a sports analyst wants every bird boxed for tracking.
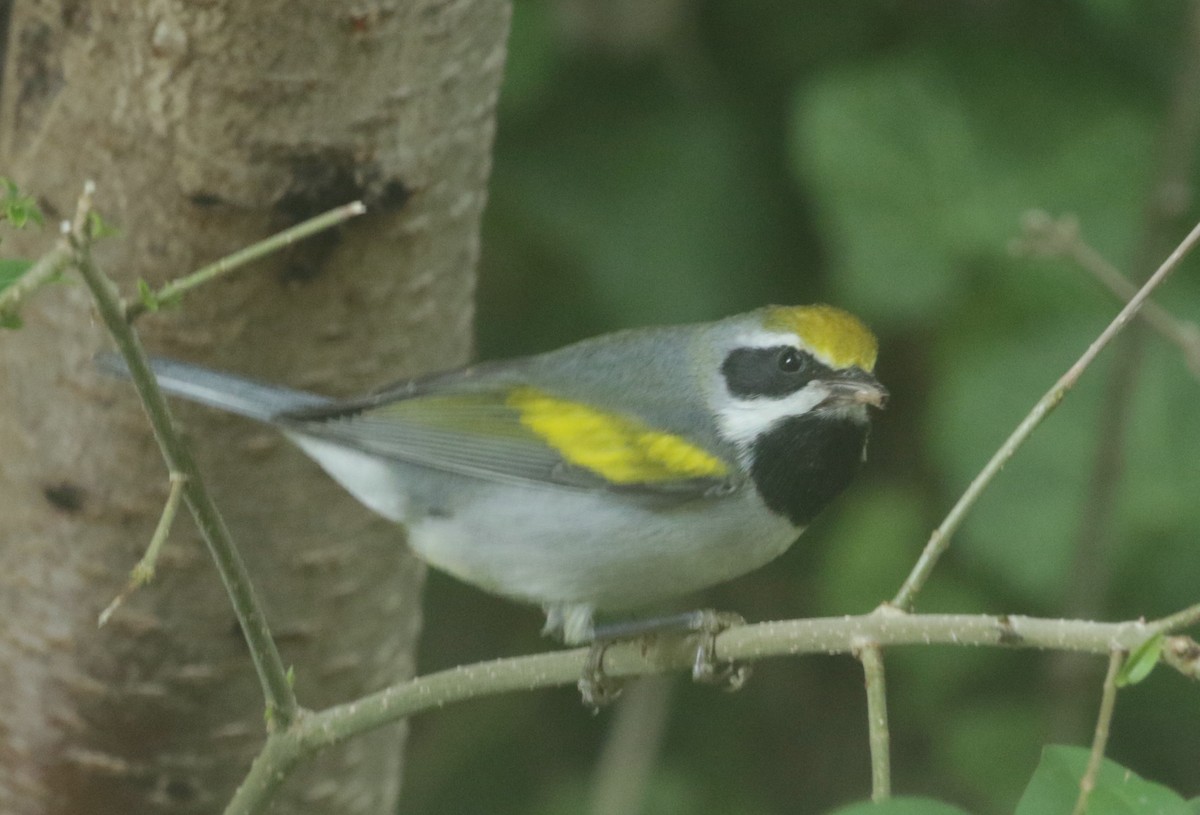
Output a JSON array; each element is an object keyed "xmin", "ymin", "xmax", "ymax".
[{"xmin": 99, "ymin": 304, "xmax": 886, "ymax": 647}]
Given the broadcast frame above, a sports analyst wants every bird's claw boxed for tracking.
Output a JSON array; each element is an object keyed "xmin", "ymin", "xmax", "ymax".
[
  {"xmin": 578, "ymin": 640, "xmax": 624, "ymax": 710},
  {"xmin": 575, "ymin": 609, "xmax": 750, "ymax": 708},
  {"xmin": 688, "ymin": 610, "xmax": 751, "ymax": 692}
]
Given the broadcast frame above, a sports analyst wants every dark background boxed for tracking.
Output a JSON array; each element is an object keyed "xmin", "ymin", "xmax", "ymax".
[{"xmin": 406, "ymin": 2, "xmax": 1200, "ymax": 812}]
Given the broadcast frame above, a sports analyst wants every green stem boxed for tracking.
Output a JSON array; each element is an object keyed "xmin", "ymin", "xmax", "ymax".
[
  {"xmin": 1148, "ymin": 600, "xmax": 1200, "ymax": 633},
  {"xmin": 857, "ymin": 643, "xmax": 891, "ymax": 802},
  {"xmin": 98, "ymin": 471, "xmax": 187, "ymax": 627},
  {"xmin": 1072, "ymin": 650, "xmax": 1125, "ymax": 815},
  {"xmin": 126, "ymin": 200, "xmax": 366, "ymax": 319},
  {"xmin": 0, "ymin": 239, "xmax": 72, "ymax": 324},
  {"xmin": 70, "ymin": 191, "xmax": 299, "ymax": 728}
]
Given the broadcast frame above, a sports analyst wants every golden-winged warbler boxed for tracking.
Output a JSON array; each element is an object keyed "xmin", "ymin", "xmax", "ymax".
[{"xmin": 101, "ymin": 304, "xmax": 886, "ymax": 645}]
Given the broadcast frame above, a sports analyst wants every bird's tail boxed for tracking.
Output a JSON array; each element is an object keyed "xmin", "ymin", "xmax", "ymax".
[{"xmin": 95, "ymin": 353, "xmax": 331, "ymax": 422}]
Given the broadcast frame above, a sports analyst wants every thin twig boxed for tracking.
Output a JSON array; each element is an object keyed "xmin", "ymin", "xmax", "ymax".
[
  {"xmin": 856, "ymin": 643, "xmax": 891, "ymax": 802},
  {"xmin": 124, "ymin": 200, "xmax": 366, "ymax": 320},
  {"xmin": 1146, "ymin": 599, "xmax": 1200, "ymax": 633},
  {"xmin": 0, "ymin": 239, "xmax": 72, "ymax": 324},
  {"xmin": 1072, "ymin": 650, "xmax": 1125, "ymax": 815},
  {"xmin": 1065, "ymin": 226, "xmax": 1200, "ymax": 372},
  {"xmin": 98, "ymin": 471, "xmax": 187, "ymax": 627},
  {"xmin": 69, "ymin": 182, "xmax": 300, "ymax": 728},
  {"xmin": 1017, "ymin": 212, "xmax": 1200, "ymax": 378},
  {"xmin": 1066, "ymin": 234, "xmax": 1200, "ymax": 378},
  {"xmin": 893, "ymin": 217, "xmax": 1200, "ymax": 611}
]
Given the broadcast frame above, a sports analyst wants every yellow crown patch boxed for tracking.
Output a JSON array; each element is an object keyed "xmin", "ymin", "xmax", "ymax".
[
  {"xmin": 763, "ymin": 305, "xmax": 878, "ymax": 371},
  {"xmin": 507, "ymin": 387, "xmax": 728, "ymax": 484}
]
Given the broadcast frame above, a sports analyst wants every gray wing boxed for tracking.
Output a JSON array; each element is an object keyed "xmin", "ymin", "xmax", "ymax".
[{"xmin": 277, "ymin": 386, "xmax": 737, "ymax": 497}]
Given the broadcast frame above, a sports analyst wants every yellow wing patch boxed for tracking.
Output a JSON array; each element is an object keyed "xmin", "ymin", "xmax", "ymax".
[
  {"xmin": 506, "ymin": 387, "xmax": 728, "ymax": 484},
  {"xmin": 764, "ymin": 304, "xmax": 878, "ymax": 371}
]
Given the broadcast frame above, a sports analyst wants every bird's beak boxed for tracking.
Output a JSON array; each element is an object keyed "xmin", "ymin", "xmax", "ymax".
[{"xmin": 819, "ymin": 369, "xmax": 888, "ymax": 410}]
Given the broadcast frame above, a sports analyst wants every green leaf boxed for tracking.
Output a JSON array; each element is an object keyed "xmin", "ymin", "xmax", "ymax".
[
  {"xmin": 0, "ymin": 258, "xmax": 33, "ymax": 292},
  {"xmin": 0, "ymin": 258, "xmax": 33, "ymax": 329},
  {"xmin": 789, "ymin": 46, "xmax": 1152, "ymax": 326},
  {"xmin": 791, "ymin": 55, "xmax": 984, "ymax": 322},
  {"xmin": 0, "ymin": 176, "xmax": 44, "ymax": 230},
  {"xmin": 87, "ymin": 210, "xmax": 119, "ymax": 240},
  {"xmin": 828, "ymin": 797, "xmax": 973, "ymax": 815},
  {"xmin": 136, "ymin": 279, "xmax": 160, "ymax": 312},
  {"xmin": 1117, "ymin": 634, "xmax": 1165, "ymax": 688},
  {"xmin": 1016, "ymin": 745, "xmax": 1190, "ymax": 815}
]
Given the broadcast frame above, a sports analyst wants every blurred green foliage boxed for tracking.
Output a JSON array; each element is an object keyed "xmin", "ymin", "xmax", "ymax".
[
  {"xmin": 408, "ymin": 1, "xmax": 1200, "ymax": 813},
  {"xmin": 0, "ymin": 258, "xmax": 31, "ymax": 296},
  {"xmin": 831, "ymin": 799, "xmax": 972, "ymax": 815},
  {"xmin": 0, "ymin": 176, "xmax": 44, "ymax": 233}
]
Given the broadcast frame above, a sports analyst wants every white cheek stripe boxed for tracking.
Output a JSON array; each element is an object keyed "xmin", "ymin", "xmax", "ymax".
[{"xmin": 716, "ymin": 384, "xmax": 829, "ymax": 448}]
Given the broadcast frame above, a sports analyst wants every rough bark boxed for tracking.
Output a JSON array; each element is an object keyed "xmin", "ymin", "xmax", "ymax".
[{"xmin": 0, "ymin": 1, "xmax": 509, "ymax": 813}]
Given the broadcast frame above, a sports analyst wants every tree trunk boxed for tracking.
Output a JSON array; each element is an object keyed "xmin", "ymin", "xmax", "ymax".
[{"xmin": 0, "ymin": 2, "xmax": 509, "ymax": 813}]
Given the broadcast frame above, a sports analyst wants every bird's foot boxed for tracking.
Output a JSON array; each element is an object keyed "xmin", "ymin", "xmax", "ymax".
[
  {"xmin": 574, "ymin": 609, "xmax": 750, "ymax": 708},
  {"xmin": 578, "ymin": 640, "xmax": 624, "ymax": 710},
  {"xmin": 685, "ymin": 610, "xmax": 750, "ymax": 692}
]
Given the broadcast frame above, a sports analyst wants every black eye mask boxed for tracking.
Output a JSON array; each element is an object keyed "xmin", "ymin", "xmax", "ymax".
[{"xmin": 720, "ymin": 346, "xmax": 833, "ymax": 399}]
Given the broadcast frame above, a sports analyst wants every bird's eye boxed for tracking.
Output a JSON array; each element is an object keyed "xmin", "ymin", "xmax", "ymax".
[{"xmin": 778, "ymin": 348, "xmax": 804, "ymax": 373}]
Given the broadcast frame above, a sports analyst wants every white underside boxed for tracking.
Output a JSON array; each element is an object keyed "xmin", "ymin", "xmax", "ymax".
[
  {"xmin": 290, "ymin": 434, "xmax": 411, "ymax": 521},
  {"xmin": 288, "ymin": 430, "xmax": 801, "ymax": 642}
]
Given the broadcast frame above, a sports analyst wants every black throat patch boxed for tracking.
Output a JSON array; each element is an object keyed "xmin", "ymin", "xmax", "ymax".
[{"xmin": 749, "ymin": 413, "xmax": 868, "ymax": 527}]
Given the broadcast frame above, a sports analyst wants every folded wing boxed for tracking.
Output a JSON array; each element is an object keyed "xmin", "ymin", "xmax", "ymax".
[{"xmin": 277, "ymin": 386, "xmax": 734, "ymax": 497}]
